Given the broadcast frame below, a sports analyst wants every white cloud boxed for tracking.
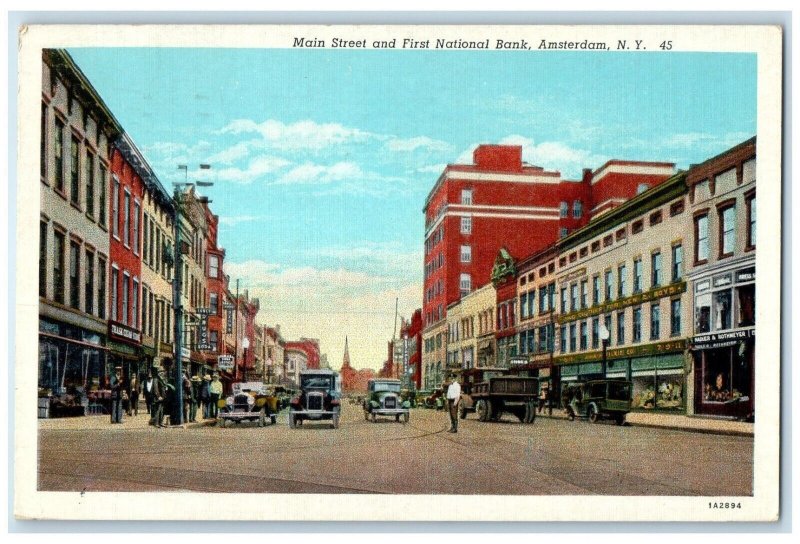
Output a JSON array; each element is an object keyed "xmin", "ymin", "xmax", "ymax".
[
  {"xmin": 206, "ymin": 140, "xmax": 258, "ymax": 164},
  {"xmin": 218, "ymin": 119, "xmax": 378, "ymax": 150},
  {"xmin": 386, "ymin": 136, "xmax": 451, "ymax": 152},
  {"xmin": 275, "ymin": 162, "xmax": 364, "ymax": 185},
  {"xmin": 214, "ymin": 156, "xmax": 292, "ymax": 184}
]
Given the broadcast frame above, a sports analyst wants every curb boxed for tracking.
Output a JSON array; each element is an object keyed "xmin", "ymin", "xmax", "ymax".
[{"xmin": 534, "ymin": 413, "xmax": 754, "ymax": 437}]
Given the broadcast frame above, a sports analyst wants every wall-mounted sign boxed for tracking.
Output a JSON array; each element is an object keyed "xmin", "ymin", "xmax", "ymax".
[
  {"xmin": 217, "ymin": 355, "xmax": 234, "ymax": 371},
  {"xmin": 196, "ymin": 307, "xmax": 214, "ymax": 315},
  {"xmin": 109, "ymin": 322, "xmax": 141, "ymax": 343},
  {"xmin": 560, "ymin": 281, "xmax": 687, "ymax": 324},
  {"xmin": 510, "ymin": 357, "xmax": 528, "ymax": 366},
  {"xmin": 692, "ymin": 328, "xmax": 755, "ymax": 350},
  {"xmin": 713, "ymin": 274, "xmax": 732, "ymax": 287},
  {"xmin": 736, "ymin": 267, "xmax": 755, "ymax": 283}
]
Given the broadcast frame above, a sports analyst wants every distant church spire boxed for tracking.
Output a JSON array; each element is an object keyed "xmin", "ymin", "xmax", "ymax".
[{"xmin": 342, "ymin": 336, "xmax": 351, "ymax": 368}]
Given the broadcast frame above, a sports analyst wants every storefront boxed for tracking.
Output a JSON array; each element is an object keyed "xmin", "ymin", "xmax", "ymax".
[
  {"xmin": 107, "ymin": 321, "xmax": 144, "ymax": 395},
  {"xmin": 555, "ymin": 339, "xmax": 688, "ymax": 413},
  {"xmin": 476, "ymin": 335, "xmax": 495, "ymax": 368},
  {"xmin": 691, "ymin": 264, "xmax": 755, "ymax": 420},
  {"xmin": 38, "ymin": 317, "xmax": 108, "ymax": 417}
]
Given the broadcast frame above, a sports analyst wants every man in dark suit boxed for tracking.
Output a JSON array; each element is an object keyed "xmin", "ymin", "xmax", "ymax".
[
  {"xmin": 143, "ymin": 368, "xmax": 156, "ymax": 423},
  {"xmin": 152, "ymin": 369, "xmax": 167, "ymax": 428}
]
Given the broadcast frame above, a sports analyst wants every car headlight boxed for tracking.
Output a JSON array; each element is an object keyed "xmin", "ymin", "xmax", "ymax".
[
  {"xmin": 226, "ymin": 396, "xmax": 234, "ymax": 406},
  {"xmin": 247, "ymin": 395, "xmax": 255, "ymax": 406}
]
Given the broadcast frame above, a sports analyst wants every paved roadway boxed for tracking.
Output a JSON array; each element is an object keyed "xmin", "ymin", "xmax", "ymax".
[{"xmin": 38, "ymin": 403, "xmax": 753, "ymax": 495}]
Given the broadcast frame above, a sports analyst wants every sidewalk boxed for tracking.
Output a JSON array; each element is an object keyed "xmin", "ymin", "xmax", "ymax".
[
  {"xmin": 38, "ymin": 411, "xmax": 217, "ymax": 431},
  {"xmin": 534, "ymin": 409, "xmax": 754, "ymax": 437}
]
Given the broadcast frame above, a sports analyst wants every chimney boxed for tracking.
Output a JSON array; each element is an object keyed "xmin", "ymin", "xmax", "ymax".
[{"xmin": 582, "ymin": 168, "xmax": 593, "ymax": 184}]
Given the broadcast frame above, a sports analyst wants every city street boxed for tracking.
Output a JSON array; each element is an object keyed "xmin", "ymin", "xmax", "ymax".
[{"xmin": 38, "ymin": 404, "xmax": 753, "ymax": 495}]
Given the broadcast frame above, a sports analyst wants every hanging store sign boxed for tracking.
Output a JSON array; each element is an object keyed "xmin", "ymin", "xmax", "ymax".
[
  {"xmin": 218, "ymin": 355, "xmax": 234, "ymax": 371},
  {"xmin": 692, "ymin": 328, "xmax": 755, "ymax": 350},
  {"xmin": 225, "ymin": 308, "xmax": 234, "ymax": 334}
]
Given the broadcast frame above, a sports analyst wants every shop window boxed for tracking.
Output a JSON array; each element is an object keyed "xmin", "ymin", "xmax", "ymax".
[
  {"xmin": 694, "ymin": 293, "xmax": 711, "ymax": 333},
  {"xmin": 632, "ymin": 370, "xmax": 685, "ymax": 411},
  {"xmin": 702, "ymin": 349, "xmax": 751, "ymax": 405},
  {"xmin": 737, "ymin": 284, "xmax": 755, "ymax": 327},
  {"xmin": 714, "ymin": 290, "xmax": 732, "ymax": 330}
]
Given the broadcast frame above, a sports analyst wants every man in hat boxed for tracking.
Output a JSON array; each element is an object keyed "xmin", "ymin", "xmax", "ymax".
[
  {"xmin": 144, "ymin": 367, "xmax": 156, "ymax": 422},
  {"xmin": 110, "ymin": 366, "xmax": 124, "ymax": 424},
  {"xmin": 190, "ymin": 375, "xmax": 202, "ymax": 422},
  {"xmin": 200, "ymin": 374, "xmax": 212, "ymax": 419},
  {"xmin": 182, "ymin": 370, "xmax": 194, "ymax": 423},
  {"xmin": 152, "ymin": 368, "xmax": 167, "ymax": 428},
  {"xmin": 209, "ymin": 373, "xmax": 223, "ymax": 419}
]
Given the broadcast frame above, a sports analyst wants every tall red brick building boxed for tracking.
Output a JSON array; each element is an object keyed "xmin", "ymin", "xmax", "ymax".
[{"xmin": 421, "ymin": 144, "xmax": 675, "ymax": 378}]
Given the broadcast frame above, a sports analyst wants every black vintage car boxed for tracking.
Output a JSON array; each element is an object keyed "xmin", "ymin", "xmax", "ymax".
[{"xmin": 288, "ymin": 370, "xmax": 342, "ymax": 429}]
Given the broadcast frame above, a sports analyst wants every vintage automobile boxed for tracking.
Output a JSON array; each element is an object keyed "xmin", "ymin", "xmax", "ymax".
[
  {"xmin": 217, "ymin": 381, "xmax": 278, "ymax": 427},
  {"xmin": 564, "ymin": 379, "xmax": 632, "ymax": 425},
  {"xmin": 458, "ymin": 367, "xmax": 538, "ymax": 424},
  {"xmin": 424, "ymin": 387, "xmax": 446, "ymax": 410},
  {"xmin": 363, "ymin": 378, "xmax": 411, "ymax": 423},
  {"xmin": 288, "ymin": 369, "xmax": 341, "ymax": 429}
]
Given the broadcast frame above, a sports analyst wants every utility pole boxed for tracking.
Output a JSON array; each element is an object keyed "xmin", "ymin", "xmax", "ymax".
[
  {"xmin": 234, "ymin": 278, "xmax": 240, "ymax": 382},
  {"xmin": 171, "ymin": 185, "xmax": 185, "ymax": 426}
]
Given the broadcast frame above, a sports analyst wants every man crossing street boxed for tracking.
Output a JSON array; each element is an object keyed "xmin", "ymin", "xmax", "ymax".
[{"xmin": 446, "ymin": 375, "xmax": 461, "ymax": 433}]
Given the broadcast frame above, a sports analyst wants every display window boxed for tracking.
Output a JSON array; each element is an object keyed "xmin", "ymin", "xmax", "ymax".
[{"xmin": 701, "ymin": 346, "xmax": 752, "ymax": 405}]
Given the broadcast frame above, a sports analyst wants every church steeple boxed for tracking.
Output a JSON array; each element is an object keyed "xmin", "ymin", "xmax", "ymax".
[{"xmin": 342, "ymin": 336, "xmax": 351, "ymax": 368}]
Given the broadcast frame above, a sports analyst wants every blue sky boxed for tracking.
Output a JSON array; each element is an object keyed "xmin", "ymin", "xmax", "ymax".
[{"xmin": 67, "ymin": 47, "xmax": 756, "ymax": 370}]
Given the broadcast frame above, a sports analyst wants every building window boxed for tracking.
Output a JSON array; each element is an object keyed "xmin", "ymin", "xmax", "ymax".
[
  {"xmin": 54, "ymin": 118, "xmax": 65, "ymax": 192},
  {"xmin": 133, "ymin": 201, "xmax": 140, "ymax": 255},
  {"xmin": 695, "ymin": 293, "xmax": 711, "ymax": 333},
  {"xmin": 570, "ymin": 283, "xmax": 578, "ymax": 312},
  {"xmin": 132, "ymin": 277, "xmax": 139, "ymax": 329},
  {"xmin": 461, "ymin": 189, "xmax": 472, "ymax": 205},
  {"xmin": 110, "ymin": 267, "xmax": 118, "ymax": 321},
  {"xmin": 123, "ymin": 191, "xmax": 131, "ymax": 247},
  {"xmin": 84, "ymin": 249, "xmax": 94, "ymax": 315},
  {"xmin": 650, "ymin": 210, "xmax": 663, "ymax": 226},
  {"xmin": 714, "ymin": 290, "xmax": 732, "ymax": 330},
  {"xmin": 112, "ymin": 178, "xmax": 120, "ymax": 238},
  {"xmin": 560, "ymin": 287, "xmax": 567, "ymax": 313},
  {"xmin": 85, "ymin": 151, "xmax": 95, "ymax": 217},
  {"xmin": 637, "ymin": 183, "xmax": 650, "ymax": 194},
  {"xmin": 632, "ymin": 306, "xmax": 642, "ymax": 343},
  {"xmin": 210, "ymin": 330, "xmax": 219, "ymax": 352},
  {"xmin": 560, "ymin": 326, "xmax": 567, "ymax": 354},
  {"xmin": 520, "ymin": 293, "xmax": 528, "ymax": 319},
  {"xmin": 672, "ymin": 244, "xmax": 683, "ymax": 282},
  {"xmin": 98, "ymin": 257, "xmax": 106, "ymax": 319},
  {"xmin": 559, "ymin": 201, "xmax": 568, "ymax": 218},
  {"xmin": 39, "ymin": 221, "xmax": 47, "ymax": 297},
  {"xmin": 539, "ymin": 288, "xmax": 547, "ymax": 314},
  {"xmin": 591, "ymin": 240, "xmax": 601, "ymax": 253},
  {"xmin": 560, "ymin": 227, "xmax": 569, "ymax": 239},
  {"xmin": 569, "ymin": 324, "xmax": 577, "ymax": 352},
  {"xmin": 592, "ymin": 275, "xmax": 600, "ymax": 305},
  {"xmin": 142, "ymin": 286, "xmax": 149, "ymax": 335},
  {"xmin": 633, "ymin": 258, "xmax": 642, "ymax": 293},
  {"xmin": 460, "ymin": 245, "xmax": 471, "ymax": 263},
  {"xmin": 670, "ymin": 298, "xmax": 681, "ymax": 336},
  {"xmin": 40, "ymin": 103, "xmax": 47, "ymax": 179},
  {"xmin": 695, "ymin": 214, "xmax": 709, "ymax": 263},
  {"xmin": 98, "ymin": 165, "xmax": 107, "ymax": 227},
  {"xmin": 580, "ymin": 280, "xmax": 588, "ymax": 309},
  {"xmin": 548, "ymin": 283, "xmax": 556, "ymax": 311},
  {"xmin": 618, "ymin": 264, "xmax": 627, "ymax": 298},
  {"xmin": 460, "ymin": 216, "xmax": 472, "ymax": 234},
  {"xmin": 460, "ymin": 273, "xmax": 471, "ymax": 297},
  {"xmin": 670, "ymin": 200, "xmax": 685, "ymax": 217},
  {"xmin": 605, "ymin": 270, "xmax": 613, "ymax": 301},
  {"xmin": 69, "ymin": 240, "xmax": 80, "ymax": 309},
  {"xmin": 616, "ymin": 310, "xmax": 625, "ymax": 345},
  {"xmin": 528, "ymin": 289, "xmax": 536, "ymax": 317},
  {"xmin": 70, "ymin": 136, "xmax": 80, "ymax": 207},
  {"xmin": 616, "ymin": 228, "xmax": 627, "ymax": 241},
  {"xmin": 122, "ymin": 272, "xmax": 130, "ymax": 325},
  {"xmin": 573, "ymin": 200, "xmax": 583, "ymax": 218},
  {"xmin": 604, "ymin": 314, "xmax": 613, "ymax": 346},
  {"xmin": 720, "ymin": 204, "xmax": 736, "ymax": 257},
  {"xmin": 650, "ymin": 303, "xmax": 660, "ymax": 340},
  {"xmin": 580, "ymin": 321, "xmax": 588, "ymax": 350},
  {"xmin": 591, "ymin": 317, "xmax": 599, "ymax": 349},
  {"xmin": 210, "ymin": 292, "xmax": 219, "ymax": 315},
  {"xmin": 746, "ymin": 194, "xmax": 756, "ymax": 249},
  {"xmin": 603, "ymin": 234, "xmax": 613, "ymax": 247},
  {"xmin": 651, "ymin": 251, "xmax": 662, "ymax": 287},
  {"xmin": 631, "ymin": 220, "xmax": 644, "ymax": 235}
]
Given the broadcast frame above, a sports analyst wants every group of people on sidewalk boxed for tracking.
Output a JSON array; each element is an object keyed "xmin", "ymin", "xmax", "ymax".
[{"xmin": 108, "ymin": 365, "xmax": 223, "ymax": 427}]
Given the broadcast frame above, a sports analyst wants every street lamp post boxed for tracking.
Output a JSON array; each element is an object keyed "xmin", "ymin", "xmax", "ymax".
[
  {"xmin": 171, "ymin": 163, "xmax": 211, "ymax": 425},
  {"xmin": 241, "ymin": 336, "xmax": 250, "ymax": 382},
  {"xmin": 599, "ymin": 322, "xmax": 610, "ymax": 377}
]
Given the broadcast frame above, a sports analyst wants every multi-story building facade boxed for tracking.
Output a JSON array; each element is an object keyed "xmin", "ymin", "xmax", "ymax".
[
  {"xmin": 39, "ymin": 49, "xmax": 122, "ymax": 399},
  {"xmin": 442, "ymin": 283, "xmax": 495, "ymax": 375},
  {"xmin": 421, "ymin": 320, "xmax": 446, "ymax": 391},
  {"xmin": 264, "ymin": 325, "xmax": 285, "ymax": 384},
  {"xmin": 686, "ymin": 138, "xmax": 756, "ymax": 420},
  {"xmin": 107, "ymin": 137, "xmax": 146, "ymax": 382},
  {"xmin": 202, "ymin": 202, "xmax": 225, "ymax": 378},
  {"xmin": 552, "ymin": 171, "xmax": 692, "ymax": 413},
  {"xmin": 421, "ymin": 144, "xmax": 674, "ymax": 395},
  {"xmin": 138, "ymin": 140, "xmax": 175, "ymax": 378},
  {"xmin": 284, "ymin": 344, "xmax": 308, "ymax": 387}
]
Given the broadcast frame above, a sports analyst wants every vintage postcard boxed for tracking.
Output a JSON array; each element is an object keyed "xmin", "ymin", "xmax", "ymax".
[{"xmin": 14, "ymin": 23, "xmax": 782, "ymax": 522}]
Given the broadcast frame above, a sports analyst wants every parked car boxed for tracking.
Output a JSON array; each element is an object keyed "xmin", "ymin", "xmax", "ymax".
[
  {"xmin": 425, "ymin": 388, "xmax": 445, "ymax": 410},
  {"xmin": 217, "ymin": 382, "xmax": 278, "ymax": 427},
  {"xmin": 564, "ymin": 379, "xmax": 632, "ymax": 425},
  {"xmin": 458, "ymin": 367, "xmax": 538, "ymax": 424},
  {"xmin": 288, "ymin": 369, "xmax": 341, "ymax": 429},
  {"xmin": 363, "ymin": 379, "xmax": 411, "ymax": 423}
]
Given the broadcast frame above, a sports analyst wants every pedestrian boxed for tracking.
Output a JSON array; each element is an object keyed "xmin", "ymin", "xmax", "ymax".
[
  {"xmin": 209, "ymin": 373, "xmax": 223, "ymax": 418},
  {"xmin": 152, "ymin": 369, "xmax": 167, "ymax": 428},
  {"xmin": 446, "ymin": 375, "xmax": 461, "ymax": 433},
  {"xmin": 143, "ymin": 369, "xmax": 155, "ymax": 422},
  {"xmin": 200, "ymin": 374, "xmax": 211, "ymax": 419},
  {"xmin": 538, "ymin": 385, "xmax": 549, "ymax": 414},
  {"xmin": 128, "ymin": 375, "xmax": 140, "ymax": 416},
  {"xmin": 110, "ymin": 366, "xmax": 124, "ymax": 424},
  {"xmin": 190, "ymin": 375, "xmax": 202, "ymax": 422},
  {"xmin": 182, "ymin": 371, "xmax": 194, "ymax": 423}
]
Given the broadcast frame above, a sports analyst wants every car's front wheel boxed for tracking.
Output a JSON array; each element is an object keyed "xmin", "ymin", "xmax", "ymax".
[{"xmin": 588, "ymin": 404, "xmax": 599, "ymax": 423}]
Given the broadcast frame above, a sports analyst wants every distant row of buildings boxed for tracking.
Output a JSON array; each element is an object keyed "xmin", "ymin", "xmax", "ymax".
[
  {"xmin": 38, "ymin": 50, "xmax": 321, "ymax": 412},
  {"xmin": 419, "ymin": 139, "xmax": 756, "ymax": 420}
]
